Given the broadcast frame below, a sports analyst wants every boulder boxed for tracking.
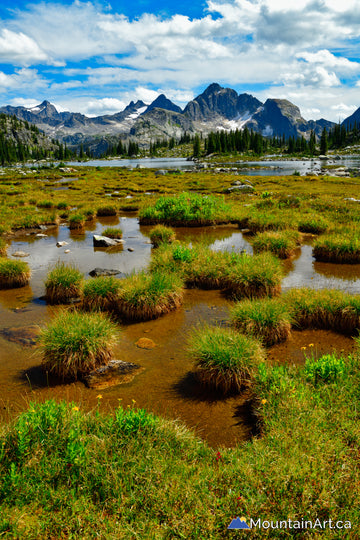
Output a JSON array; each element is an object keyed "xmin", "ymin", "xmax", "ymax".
[
  {"xmin": 83, "ymin": 360, "xmax": 144, "ymax": 389},
  {"xmin": 56, "ymin": 241, "xmax": 69, "ymax": 247},
  {"xmin": 93, "ymin": 235, "xmax": 118, "ymax": 247}
]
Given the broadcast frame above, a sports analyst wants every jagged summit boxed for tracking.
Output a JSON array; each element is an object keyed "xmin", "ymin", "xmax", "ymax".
[
  {"xmin": 0, "ymin": 83, "xmax": 343, "ymax": 155},
  {"xmin": 145, "ymin": 94, "xmax": 182, "ymax": 114}
]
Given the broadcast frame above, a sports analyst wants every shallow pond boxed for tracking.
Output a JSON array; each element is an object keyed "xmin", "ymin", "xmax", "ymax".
[{"xmin": 0, "ymin": 218, "xmax": 358, "ymax": 447}]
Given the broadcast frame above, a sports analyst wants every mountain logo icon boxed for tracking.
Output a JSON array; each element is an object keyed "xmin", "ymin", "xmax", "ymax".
[{"xmin": 228, "ymin": 517, "xmax": 250, "ymax": 529}]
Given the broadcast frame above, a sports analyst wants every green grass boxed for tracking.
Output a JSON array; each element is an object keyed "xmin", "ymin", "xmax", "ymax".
[
  {"xmin": 230, "ymin": 297, "xmax": 292, "ymax": 346},
  {"xmin": 0, "ymin": 353, "xmax": 360, "ymax": 537},
  {"xmin": 82, "ymin": 276, "xmax": 122, "ymax": 312},
  {"xmin": 0, "ymin": 238, "xmax": 7, "ymax": 257},
  {"xmin": 41, "ymin": 310, "xmax": 118, "ymax": 379},
  {"xmin": 304, "ymin": 352, "xmax": 347, "ymax": 385},
  {"xmin": 251, "ymin": 230, "xmax": 300, "ymax": 259},
  {"xmin": 0, "ymin": 257, "xmax": 30, "ymax": 288},
  {"xmin": 139, "ymin": 192, "xmax": 232, "ymax": 226},
  {"xmin": 298, "ymin": 216, "xmax": 329, "ymax": 234},
  {"xmin": 283, "ymin": 288, "xmax": 360, "ymax": 334},
  {"xmin": 96, "ymin": 205, "xmax": 117, "ymax": 217},
  {"xmin": 68, "ymin": 213, "xmax": 85, "ymax": 229},
  {"xmin": 188, "ymin": 324, "xmax": 265, "ymax": 393},
  {"xmin": 313, "ymin": 233, "xmax": 360, "ymax": 263},
  {"xmin": 45, "ymin": 262, "xmax": 83, "ymax": 304},
  {"xmin": 149, "ymin": 224, "xmax": 176, "ymax": 247},
  {"xmin": 225, "ymin": 252, "xmax": 283, "ymax": 299},
  {"xmin": 101, "ymin": 227, "xmax": 123, "ymax": 239},
  {"xmin": 116, "ymin": 271, "xmax": 184, "ymax": 321}
]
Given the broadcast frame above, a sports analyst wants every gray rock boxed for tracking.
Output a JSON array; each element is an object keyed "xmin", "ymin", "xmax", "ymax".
[
  {"xmin": 11, "ymin": 251, "xmax": 30, "ymax": 257},
  {"xmin": 35, "ymin": 233, "xmax": 47, "ymax": 238},
  {"xmin": 227, "ymin": 185, "xmax": 254, "ymax": 193},
  {"xmin": 155, "ymin": 170, "xmax": 167, "ymax": 176},
  {"xmin": 89, "ymin": 268, "xmax": 122, "ymax": 277},
  {"xmin": 83, "ymin": 360, "xmax": 144, "ymax": 389},
  {"xmin": 93, "ymin": 235, "xmax": 118, "ymax": 247},
  {"xmin": 56, "ymin": 241, "xmax": 69, "ymax": 247},
  {"xmin": 128, "ymin": 247, "xmax": 134, "ymax": 252}
]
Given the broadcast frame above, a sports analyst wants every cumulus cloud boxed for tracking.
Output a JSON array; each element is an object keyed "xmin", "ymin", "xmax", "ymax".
[
  {"xmin": 0, "ymin": 29, "xmax": 49, "ymax": 65},
  {"xmin": 0, "ymin": 0, "xmax": 359, "ymax": 120}
]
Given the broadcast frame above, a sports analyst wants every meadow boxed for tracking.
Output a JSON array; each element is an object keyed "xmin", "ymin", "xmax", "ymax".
[{"xmin": 0, "ymin": 163, "xmax": 359, "ymax": 538}]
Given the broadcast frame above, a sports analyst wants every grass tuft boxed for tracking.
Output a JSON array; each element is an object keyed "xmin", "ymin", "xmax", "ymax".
[
  {"xmin": 149, "ymin": 225, "xmax": 176, "ymax": 248},
  {"xmin": 188, "ymin": 324, "xmax": 265, "ymax": 393},
  {"xmin": 252, "ymin": 230, "xmax": 300, "ymax": 259},
  {"xmin": 0, "ymin": 257, "xmax": 30, "ymax": 289},
  {"xmin": 45, "ymin": 262, "xmax": 83, "ymax": 304},
  {"xmin": 101, "ymin": 227, "xmax": 123, "ymax": 239},
  {"xmin": 82, "ymin": 276, "xmax": 122, "ymax": 312},
  {"xmin": 116, "ymin": 271, "xmax": 184, "ymax": 321},
  {"xmin": 41, "ymin": 311, "xmax": 118, "ymax": 379},
  {"xmin": 230, "ymin": 297, "xmax": 292, "ymax": 346},
  {"xmin": 313, "ymin": 233, "xmax": 360, "ymax": 263}
]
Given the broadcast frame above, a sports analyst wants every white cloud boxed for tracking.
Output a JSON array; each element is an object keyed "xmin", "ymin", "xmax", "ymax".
[
  {"xmin": 82, "ymin": 97, "xmax": 126, "ymax": 116},
  {"xmin": 0, "ymin": 68, "xmax": 48, "ymax": 93},
  {"xmin": 0, "ymin": 0, "xmax": 358, "ymax": 121},
  {"xmin": 0, "ymin": 29, "xmax": 49, "ymax": 65}
]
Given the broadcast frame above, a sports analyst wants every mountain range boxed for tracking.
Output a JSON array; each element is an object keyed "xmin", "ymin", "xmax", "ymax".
[{"xmin": 0, "ymin": 83, "xmax": 356, "ymax": 155}]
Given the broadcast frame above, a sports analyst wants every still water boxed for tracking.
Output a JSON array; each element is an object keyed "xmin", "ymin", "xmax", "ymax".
[{"xmin": 0, "ymin": 219, "xmax": 358, "ymax": 447}]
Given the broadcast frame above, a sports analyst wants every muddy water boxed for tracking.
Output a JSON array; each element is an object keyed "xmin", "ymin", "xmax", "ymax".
[{"xmin": 0, "ymin": 219, "xmax": 359, "ymax": 448}]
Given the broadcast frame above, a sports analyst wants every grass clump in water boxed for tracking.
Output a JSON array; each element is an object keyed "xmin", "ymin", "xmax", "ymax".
[
  {"xmin": 116, "ymin": 271, "xmax": 184, "ymax": 321},
  {"xmin": 313, "ymin": 233, "xmax": 360, "ymax": 263},
  {"xmin": 45, "ymin": 262, "xmax": 83, "ymax": 304},
  {"xmin": 83, "ymin": 276, "xmax": 122, "ymax": 312},
  {"xmin": 230, "ymin": 297, "xmax": 292, "ymax": 346},
  {"xmin": 101, "ymin": 227, "xmax": 123, "ymax": 239},
  {"xmin": 139, "ymin": 192, "xmax": 232, "ymax": 226},
  {"xmin": 96, "ymin": 205, "xmax": 117, "ymax": 217},
  {"xmin": 188, "ymin": 324, "xmax": 265, "ymax": 393},
  {"xmin": 41, "ymin": 311, "xmax": 118, "ymax": 379},
  {"xmin": 0, "ymin": 257, "xmax": 30, "ymax": 289},
  {"xmin": 68, "ymin": 213, "xmax": 85, "ymax": 230},
  {"xmin": 0, "ymin": 238, "xmax": 7, "ymax": 256},
  {"xmin": 225, "ymin": 252, "xmax": 283, "ymax": 300},
  {"xmin": 284, "ymin": 288, "xmax": 360, "ymax": 334},
  {"xmin": 252, "ymin": 230, "xmax": 300, "ymax": 259},
  {"xmin": 149, "ymin": 225, "xmax": 176, "ymax": 248}
]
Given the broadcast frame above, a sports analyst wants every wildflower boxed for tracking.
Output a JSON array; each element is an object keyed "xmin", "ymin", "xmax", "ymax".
[
  {"xmin": 309, "ymin": 343, "xmax": 314, "ymax": 347},
  {"xmin": 301, "ymin": 346, "xmax": 306, "ymax": 350},
  {"xmin": 96, "ymin": 394, "xmax": 103, "ymax": 399},
  {"xmin": 72, "ymin": 406, "xmax": 79, "ymax": 412},
  {"xmin": 261, "ymin": 399, "xmax": 267, "ymax": 405},
  {"xmin": 132, "ymin": 399, "xmax": 136, "ymax": 404}
]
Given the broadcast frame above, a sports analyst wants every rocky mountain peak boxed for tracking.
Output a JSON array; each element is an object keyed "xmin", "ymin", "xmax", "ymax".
[{"xmin": 145, "ymin": 94, "xmax": 182, "ymax": 114}]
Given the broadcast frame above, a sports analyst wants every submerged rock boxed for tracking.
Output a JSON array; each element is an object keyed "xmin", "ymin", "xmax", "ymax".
[
  {"xmin": 11, "ymin": 251, "xmax": 30, "ymax": 258},
  {"xmin": 0, "ymin": 325, "xmax": 41, "ymax": 347},
  {"xmin": 136, "ymin": 337, "xmax": 156, "ymax": 349},
  {"xmin": 89, "ymin": 268, "xmax": 122, "ymax": 277},
  {"xmin": 83, "ymin": 360, "xmax": 144, "ymax": 389}
]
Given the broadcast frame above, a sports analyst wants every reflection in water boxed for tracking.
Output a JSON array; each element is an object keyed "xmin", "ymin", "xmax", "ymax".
[
  {"xmin": 1, "ymin": 218, "xmax": 360, "ymax": 447},
  {"xmin": 282, "ymin": 245, "xmax": 360, "ymax": 294}
]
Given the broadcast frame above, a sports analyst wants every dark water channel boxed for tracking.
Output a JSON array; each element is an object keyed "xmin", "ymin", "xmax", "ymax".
[{"xmin": 0, "ymin": 218, "xmax": 358, "ymax": 447}]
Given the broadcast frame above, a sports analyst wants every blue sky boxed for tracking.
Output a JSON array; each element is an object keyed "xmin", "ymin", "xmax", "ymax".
[{"xmin": 0, "ymin": 0, "xmax": 359, "ymax": 121}]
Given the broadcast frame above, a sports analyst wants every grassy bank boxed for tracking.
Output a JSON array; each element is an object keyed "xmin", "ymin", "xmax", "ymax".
[{"xmin": 0, "ymin": 349, "xmax": 359, "ymax": 538}]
